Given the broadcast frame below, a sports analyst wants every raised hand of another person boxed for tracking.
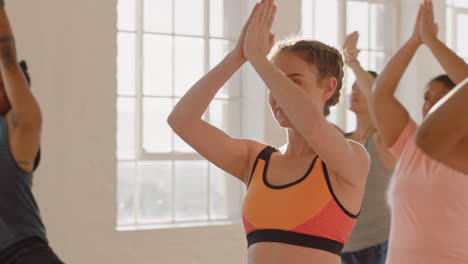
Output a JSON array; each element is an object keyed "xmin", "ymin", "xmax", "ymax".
[
  {"xmin": 419, "ymin": 0, "xmax": 439, "ymax": 45},
  {"xmin": 343, "ymin": 31, "xmax": 360, "ymax": 65},
  {"xmin": 410, "ymin": 3, "xmax": 424, "ymax": 45}
]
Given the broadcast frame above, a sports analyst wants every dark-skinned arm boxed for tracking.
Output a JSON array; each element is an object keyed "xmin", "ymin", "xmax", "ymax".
[{"xmin": 0, "ymin": 1, "xmax": 42, "ymax": 172}]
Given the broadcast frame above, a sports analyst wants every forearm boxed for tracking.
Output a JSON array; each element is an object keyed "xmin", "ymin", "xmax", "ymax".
[
  {"xmin": 249, "ymin": 56, "xmax": 326, "ymax": 137},
  {"xmin": 373, "ymin": 39, "xmax": 420, "ymax": 100},
  {"xmin": 168, "ymin": 52, "xmax": 246, "ymax": 128},
  {"xmin": 0, "ymin": 4, "xmax": 17, "ymax": 66},
  {"xmin": 370, "ymin": 39, "xmax": 417, "ymax": 147},
  {"xmin": 426, "ymin": 38, "xmax": 468, "ymax": 84},
  {"xmin": 348, "ymin": 61, "xmax": 375, "ymax": 99},
  {"xmin": 0, "ymin": 3, "xmax": 41, "ymax": 126}
]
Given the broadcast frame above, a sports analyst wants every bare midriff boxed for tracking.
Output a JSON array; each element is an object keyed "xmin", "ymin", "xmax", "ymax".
[{"xmin": 248, "ymin": 243, "xmax": 340, "ymax": 264}]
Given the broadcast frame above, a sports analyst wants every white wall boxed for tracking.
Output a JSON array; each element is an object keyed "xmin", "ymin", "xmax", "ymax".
[{"xmin": 9, "ymin": 0, "xmax": 124, "ymax": 262}]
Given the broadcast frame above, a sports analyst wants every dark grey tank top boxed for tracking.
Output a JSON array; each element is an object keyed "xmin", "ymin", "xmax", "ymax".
[
  {"xmin": 0, "ymin": 117, "xmax": 47, "ymax": 253},
  {"xmin": 343, "ymin": 133, "xmax": 392, "ymax": 252}
]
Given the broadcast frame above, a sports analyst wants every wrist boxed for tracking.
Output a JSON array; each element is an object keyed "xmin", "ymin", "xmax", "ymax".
[
  {"xmin": 227, "ymin": 51, "xmax": 247, "ymax": 64},
  {"xmin": 346, "ymin": 59, "xmax": 360, "ymax": 67},
  {"xmin": 408, "ymin": 37, "xmax": 422, "ymax": 48},
  {"xmin": 425, "ymin": 36, "xmax": 441, "ymax": 49},
  {"xmin": 248, "ymin": 54, "xmax": 269, "ymax": 65}
]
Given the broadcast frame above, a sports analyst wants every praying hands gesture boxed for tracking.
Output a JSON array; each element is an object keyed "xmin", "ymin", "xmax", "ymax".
[
  {"xmin": 410, "ymin": 0, "xmax": 438, "ymax": 46},
  {"xmin": 343, "ymin": 31, "xmax": 360, "ymax": 64},
  {"xmin": 419, "ymin": 0, "xmax": 439, "ymax": 45},
  {"xmin": 244, "ymin": 0, "xmax": 277, "ymax": 62},
  {"xmin": 418, "ymin": 0, "xmax": 467, "ymax": 84}
]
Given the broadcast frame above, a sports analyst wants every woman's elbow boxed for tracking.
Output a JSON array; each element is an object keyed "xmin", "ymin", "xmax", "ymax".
[
  {"xmin": 167, "ymin": 110, "xmax": 195, "ymax": 136},
  {"xmin": 167, "ymin": 111, "xmax": 179, "ymax": 132}
]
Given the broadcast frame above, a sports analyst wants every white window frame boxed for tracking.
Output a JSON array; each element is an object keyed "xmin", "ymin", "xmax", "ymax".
[
  {"xmin": 117, "ymin": 0, "xmax": 249, "ymax": 230},
  {"xmin": 446, "ymin": 1, "xmax": 468, "ymax": 61},
  {"xmin": 301, "ymin": 0, "xmax": 398, "ymax": 132}
]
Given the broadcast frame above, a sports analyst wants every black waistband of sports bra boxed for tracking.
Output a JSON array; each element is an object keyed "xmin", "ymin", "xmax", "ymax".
[{"xmin": 246, "ymin": 229, "xmax": 344, "ymax": 256}]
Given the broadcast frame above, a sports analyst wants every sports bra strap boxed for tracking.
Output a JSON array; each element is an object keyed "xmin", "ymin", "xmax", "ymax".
[
  {"xmin": 247, "ymin": 146, "xmax": 277, "ymax": 187},
  {"xmin": 258, "ymin": 146, "xmax": 277, "ymax": 161}
]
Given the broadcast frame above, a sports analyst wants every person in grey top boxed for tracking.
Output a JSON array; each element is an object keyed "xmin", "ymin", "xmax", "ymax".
[
  {"xmin": 339, "ymin": 32, "xmax": 396, "ymax": 264},
  {"xmin": 0, "ymin": 1, "xmax": 63, "ymax": 263}
]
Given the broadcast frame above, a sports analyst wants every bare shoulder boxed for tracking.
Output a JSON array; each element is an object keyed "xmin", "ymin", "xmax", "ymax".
[
  {"xmin": 238, "ymin": 139, "xmax": 269, "ymax": 184},
  {"xmin": 242, "ymin": 139, "xmax": 267, "ymax": 156}
]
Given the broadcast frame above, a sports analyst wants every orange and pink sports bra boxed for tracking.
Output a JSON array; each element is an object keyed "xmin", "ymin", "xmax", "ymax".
[{"xmin": 242, "ymin": 146, "xmax": 359, "ymax": 255}]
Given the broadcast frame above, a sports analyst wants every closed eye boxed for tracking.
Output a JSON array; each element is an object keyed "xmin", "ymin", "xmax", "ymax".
[{"xmin": 289, "ymin": 77, "xmax": 302, "ymax": 85}]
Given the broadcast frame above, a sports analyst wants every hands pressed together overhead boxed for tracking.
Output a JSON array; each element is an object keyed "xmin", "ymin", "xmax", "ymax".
[
  {"xmin": 343, "ymin": 31, "xmax": 360, "ymax": 64},
  {"xmin": 243, "ymin": 0, "xmax": 277, "ymax": 62},
  {"xmin": 345, "ymin": 0, "xmax": 437, "ymax": 64},
  {"xmin": 412, "ymin": 0, "xmax": 439, "ymax": 45}
]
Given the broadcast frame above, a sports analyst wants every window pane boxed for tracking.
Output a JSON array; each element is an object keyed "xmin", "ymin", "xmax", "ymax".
[
  {"xmin": 143, "ymin": 34, "xmax": 173, "ymax": 96},
  {"xmin": 345, "ymin": 69, "xmax": 356, "ymax": 96},
  {"xmin": 117, "ymin": 32, "xmax": 136, "ymax": 96},
  {"xmin": 137, "ymin": 161, "xmax": 172, "ymax": 224},
  {"xmin": 209, "ymin": 0, "xmax": 241, "ymax": 38},
  {"xmin": 301, "ymin": 0, "xmax": 314, "ymax": 39},
  {"xmin": 327, "ymin": 107, "xmax": 338, "ymax": 124},
  {"xmin": 173, "ymin": 134, "xmax": 195, "ymax": 153},
  {"xmin": 370, "ymin": 3, "xmax": 385, "ymax": 50},
  {"xmin": 446, "ymin": 7, "xmax": 454, "ymax": 48},
  {"xmin": 358, "ymin": 50, "xmax": 370, "ymax": 70},
  {"xmin": 342, "ymin": 72, "xmax": 354, "ymax": 132},
  {"xmin": 118, "ymin": 162, "xmax": 136, "ymax": 226},
  {"xmin": 347, "ymin": 1, "xmax": 370, "ymax": 50},
  {"xmin": 209, "ymin": 99, "xmax": 241, "ymax": 138},
  {"xmin": 315, "ymin": 0, "xmax": 339, "ymax": 46},
  {"xmin": 456, "ymin": 13, "xmax": 468, "ymax": 57},
  {"xmin": 346, "ymin": 109, "xmax": 357, "ymax": 132},
  {"xmin": 209, "ymin": 0, "xmax": 224, "ymax": 37},
  {"xmin": 209, "ymin": 39, "xmax": 230, "ymax": 69},
  {"xmin": 369, "ymin": 51, "xmax": 386, "ymax": 73},
  {"xmin": 210, "ymin": 164, "xmax": 241, "ymax": 220},
  {"xmin": 174, "ymin": 161, "xmax": 208, "ymax": 221},
  {"xmin": 117, "ymin": 97, "xmax": 136, "ymax": 160},
  {"xmin": 210, "ymin": 39, "xmax": 240, "ymax": 98},
  {"xmin": 118, "ymin": 0, "xmax": 136, "ymax": 31},
  {"xmin": 452, "ymin": 0, "xmax": 468, "ymax": 8},
  {"xmin": 143, "ymin": 98, "xmax": 173, "ymax": 153},
  {"xmin": 175, "ymin": 0, "xmax": 204, "ymax": 36},
  {"xmin": 144, "ymin": 0, "xmax": 173, "ymax": 33},
  {"xmin": 174, "ymin": 36, "xmax": 205, "ymax": 97}
]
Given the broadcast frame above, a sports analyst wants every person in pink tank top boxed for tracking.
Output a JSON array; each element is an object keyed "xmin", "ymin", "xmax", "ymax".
[{"xmin": 370, "ymin": 0, "xmax": 468, "ymax": 263}]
